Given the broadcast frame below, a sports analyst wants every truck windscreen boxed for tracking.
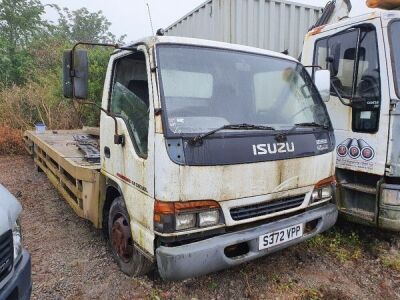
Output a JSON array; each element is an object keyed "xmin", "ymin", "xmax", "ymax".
[
  {"xmin": 391, "ymin": 21, "xmax": 400, "ymax": 98},
  {"xmin": 156, "ymin": 44, "xmax": 330, "ymax": 136}
]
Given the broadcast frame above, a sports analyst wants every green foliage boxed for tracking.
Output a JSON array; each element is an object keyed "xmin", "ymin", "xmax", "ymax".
[
  {"xmin": 381, "ymin": 254, "xmax": 400, "ymax": 272},
  {"xmin": 84, "ymin": 47, "xmax": 113, "ymax": 126},
  {"xmin": 308, "ymin": 228, "xmax": 363, "ymax": 262},
  {"xmin": 0, "ymin": 0, "xmax": 48, "ymax": 85},
  {"xmin": 207, "ymin": 281, "xmax": 219, "ymax": 289},
  {"xmin": 52, "ymin": 6, "xmax": 126, "ymax": 44},
  {"xmin": 0, "ymin": 0, "xmax": 47, "ymax": 47},
  {"xmin": 299, "ymin": 288, "xmax": 322, "ymax": 300},
  {"xmin": 0, "ymin": 1, "xmax": 124, "ymax": 128}
]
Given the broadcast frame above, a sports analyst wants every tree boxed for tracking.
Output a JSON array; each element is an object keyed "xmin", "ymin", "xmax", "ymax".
[
  {"xmin": 0, "ymin": 0, "xmax": 48, "ymax": 85},
  {"xmin": 53, "ymin": 7, "xmax": 125, "ymax": 44},
  {"xmin": 0, "ymin": 2, "xmax": 123, "ymax": 128}
]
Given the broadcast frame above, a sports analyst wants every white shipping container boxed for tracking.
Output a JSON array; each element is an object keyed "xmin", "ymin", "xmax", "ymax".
[{"xmin": 165, "ymin": 0, "xmax": 322, "ymax": 58}]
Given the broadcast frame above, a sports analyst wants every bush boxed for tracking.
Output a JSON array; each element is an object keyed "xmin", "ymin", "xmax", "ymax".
[
  {"xmin": 0, "ymin": 78, "xmax": 80, "ymax": 130},
  {"xmin": 0, "ymin": 124, "xmax": 25, "ymax": 155}
]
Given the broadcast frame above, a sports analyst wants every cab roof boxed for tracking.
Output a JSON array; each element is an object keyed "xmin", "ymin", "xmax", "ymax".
[
  {"xmin": 308, "ymin": 10, "xmax": 400, "ymax": 36},
  {"xmin": 117, "ymin": 35, "xmax": 298, "ymax": 63}
]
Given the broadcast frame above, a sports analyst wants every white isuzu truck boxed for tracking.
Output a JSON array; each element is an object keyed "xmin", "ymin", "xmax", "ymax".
[
  {"xmin": 301, "ymin": 2, "xmax": 400, "ymax": 230},
  {"xmin": 25, "ymin": 36, "xmax": 337, "ymax": 280}
]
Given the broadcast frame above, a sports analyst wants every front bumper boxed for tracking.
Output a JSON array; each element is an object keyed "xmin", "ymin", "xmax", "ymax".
[
  {"xmin": 0, "ymin": 249, "xmax": 32, "ymax": 300},
  {"xmin": 156, "ymin": 203, "xmax": 337, "ymax": 281},
  {"xmin": 379, "ymin": 184, "xmax": 400, "ymax": 231}
]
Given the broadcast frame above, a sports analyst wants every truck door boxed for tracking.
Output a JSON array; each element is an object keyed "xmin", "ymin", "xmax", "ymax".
[
  {"xmin": 100, "ymin": 48, "xmax": 155, "ymax": 254},
  {"xmin": 307, "ymin": 19, "xmax": 390, "ymax": 223}
]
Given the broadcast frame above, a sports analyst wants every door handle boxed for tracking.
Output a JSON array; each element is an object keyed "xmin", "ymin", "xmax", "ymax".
[{"xmin": 104, "ymin": 146, "xmax": 111, "ymax": 158}]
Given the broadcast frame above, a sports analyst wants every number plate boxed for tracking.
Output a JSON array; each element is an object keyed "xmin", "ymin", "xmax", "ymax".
[{"xmin": 258, "ymin": 223, "xmax": 303, "ymax": 250}]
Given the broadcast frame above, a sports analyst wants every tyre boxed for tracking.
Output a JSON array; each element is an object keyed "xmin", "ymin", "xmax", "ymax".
[{"xmin": 108, "ymin": 196, "xmax": 153, "ymax": 276}]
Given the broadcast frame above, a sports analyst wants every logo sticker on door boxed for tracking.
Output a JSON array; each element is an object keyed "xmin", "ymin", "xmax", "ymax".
[
  {"xmin": 337, "ymin": 138, "xmax": 375, "ymax": 161},
  {"xmin": 336, "ymin": 138, "xmax": 376, "ymax": 172}
]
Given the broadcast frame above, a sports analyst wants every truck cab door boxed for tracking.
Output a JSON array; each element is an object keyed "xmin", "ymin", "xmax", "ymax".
[
  {"xmin": 303, "ymin": 17, "xmax": 390, "ymax": 224},
  {"xmin": 100, "ymin": 48, "xmax": 155, "ymax": 254}
]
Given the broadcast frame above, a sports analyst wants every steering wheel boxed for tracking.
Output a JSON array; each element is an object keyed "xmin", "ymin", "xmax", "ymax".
[{"xmin": 358, "ymin": 75, "xmax": 379, "ymax": 97}]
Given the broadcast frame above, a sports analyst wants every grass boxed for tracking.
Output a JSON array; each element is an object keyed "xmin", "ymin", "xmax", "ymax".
[
  {"xmin": 149, "ymin": 289, "xmax": 161, "ymax": 300},
  {"xmin": 207, "ymin": 281, "xmax": 219, "ymax": 290},
  {"xmin": 273, "ymin": 279, "xmax": 323, "ymax": 299},
  {"xmin": 381, "ymin": 254, "xmax": 400, "ymax": 272},
  {"xmin": 307, "ymin": 228, "xmax": 363, "ymax": 262},
  {"xmin": 309, "ymin": 223, "xmax": 400, "ymax": 275},
  {"xmin": 298, "ymin": 287, "xmax": 322, "ymax": 300}
]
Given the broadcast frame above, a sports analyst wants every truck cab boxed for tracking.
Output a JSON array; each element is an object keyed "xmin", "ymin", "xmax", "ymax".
[
  {"xmin": 94, "ymin": 36, "xmax": 337, "ymax": 279},
  {"xmin": 301, "ymin": 11, "xmax": 400, "ymax": 230},
  {"xmin": 0, "ymin": 185, "xmax": 31, "ymax": 300}
]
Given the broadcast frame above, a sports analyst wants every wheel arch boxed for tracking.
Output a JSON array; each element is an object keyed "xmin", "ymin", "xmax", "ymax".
[{"xmin": 102, "ymin": 178, "xmax": 124, "ymax": 234}]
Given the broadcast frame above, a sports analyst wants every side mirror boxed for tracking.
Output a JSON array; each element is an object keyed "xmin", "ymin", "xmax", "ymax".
[
  {"xmin": 314, "ymin": 69, "xmax": 331, "ymax": 102},
  {"xmin": 63, "ymin": 49, "xmax": 89, "ymax": 99}
]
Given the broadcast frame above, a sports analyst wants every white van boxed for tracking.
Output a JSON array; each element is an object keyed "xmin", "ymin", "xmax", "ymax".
[{"xmin": 0, "ymin": 185, "xmax": 31, "ymax": 299}]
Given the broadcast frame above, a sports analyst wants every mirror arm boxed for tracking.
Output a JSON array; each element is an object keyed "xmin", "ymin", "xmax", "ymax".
[
  {"xmin": 330, "ymin": 80, "xmax": 352, "ymax": 107},
  {"xmin": 68, "ymin": 41, "xmax": 149, "ymax": 144},
  {"xmin": 69, "ymin": 42, "xmax": 134, "ymax": 145},
  {"xmin": 74, "ymin": 99, "xmax": 125, "ymax": 146}
]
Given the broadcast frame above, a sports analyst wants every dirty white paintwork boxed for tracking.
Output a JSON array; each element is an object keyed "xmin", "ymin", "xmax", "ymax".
[
  {"xmin": 302, "ymin": 12, "xmax": 396, "ymax": 176},
  {"xmin": 154, "ymin": 134, "xmax": 335, "ymax": 202},
  {"xmin": 0, "ymin": 184, "xmax": 21, "ymax": 233},
  {"xmin": 381, "ymin": 11, "xmax": 400, "ymax": 176},
  {"xmin": 0, "ymin": 185, "xmax": 21, "ymax": 294},
  {"xmin": 100, "ymin": 45, "xmax": 156, "ymax": 255},
  {"xmin": 100, "ymin": 36, "xmax": 336, "ymax": 256}
]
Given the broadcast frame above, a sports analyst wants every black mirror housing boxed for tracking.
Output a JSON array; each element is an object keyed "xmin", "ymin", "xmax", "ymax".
[{"xmin": 63, "ymin": 49, "xmax": 89, "ymax": 99}]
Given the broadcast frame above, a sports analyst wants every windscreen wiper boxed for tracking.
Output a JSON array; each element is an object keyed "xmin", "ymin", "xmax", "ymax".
[
  {"xmin": 291, "ymin": 122, "xmax": 329, "ymax": 130},
  {"xmin": 189, "ymin": 123, "xmax": 275, "ymax": 145}
]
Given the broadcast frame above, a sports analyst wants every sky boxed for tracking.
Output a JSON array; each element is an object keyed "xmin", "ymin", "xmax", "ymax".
[{"xmin": 41, "ymin": 0, "xmax": 375, "ymax": 43}]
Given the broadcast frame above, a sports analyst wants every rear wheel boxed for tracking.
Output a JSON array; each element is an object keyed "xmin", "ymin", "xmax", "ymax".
[{"xmin": 108, "ymin": 196, "xmax": 153, "ymax": 276}]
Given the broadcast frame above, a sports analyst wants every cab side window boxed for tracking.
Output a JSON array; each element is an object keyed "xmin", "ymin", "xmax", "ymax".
[
  {"xmin": 314, "ymin": 27, "xmax": 381, "ymax": 133},
  {"xmin": 110, "ymin": 52, "xmax": 150, "ymax": 157}
]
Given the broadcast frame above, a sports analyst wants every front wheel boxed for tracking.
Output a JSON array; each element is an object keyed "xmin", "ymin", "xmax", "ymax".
[{"xmin": 108, "ymin": 196, "xmax": 153, "ymax": 276}]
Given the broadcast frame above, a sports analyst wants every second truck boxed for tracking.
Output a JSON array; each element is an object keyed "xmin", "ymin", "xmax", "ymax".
[
  {"xmin": 25, "ymin": 36, "xmax": 337, "ymax": 280},
  {"xmin": 301, "ymin": 0, "xmax": 400, "ymax": 230}
]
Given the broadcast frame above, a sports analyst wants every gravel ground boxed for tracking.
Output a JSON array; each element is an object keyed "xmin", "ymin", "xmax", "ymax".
[{"xmin": 1, "ymin": 155, "xmax": 400, "ymax": 300}]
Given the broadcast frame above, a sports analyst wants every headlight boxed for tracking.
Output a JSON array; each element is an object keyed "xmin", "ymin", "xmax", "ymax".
[
  {"xmin": 176, "ymin": 214, "xmax": 196, "ymax": 230},
  {"xmin": 12, "ymin": 219, "xmax": 22, "ymax": 263},
  {"xmin": 199, "ymin": 210, "xmax": 220, "ymax": 227},
  {"xmin": 311, "ymin": 176, "xmax": 335, "ymax": 203},
  {"xmin": 311, "ymin": 185, "xmax": 333, "ymax": 202},
  {"xmin": 154, "ymin": 200, "xmax": 223, "ymax": 233},
  {"xmin": 321, "ymin": 186, "xmax": 332, "ymax": 198},
  {"xmin": 382, "ymin": 189, "xmax": 400, "ymax": 206}
]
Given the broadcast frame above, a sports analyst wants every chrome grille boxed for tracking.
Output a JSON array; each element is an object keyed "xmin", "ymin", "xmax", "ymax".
[
  {"xmin": 0, "ymin": 230, "xmax": 13, "ymax": 282},
  {"xmin": 230, "ymin": 195, "xmax": 305, "ymax": 221}
]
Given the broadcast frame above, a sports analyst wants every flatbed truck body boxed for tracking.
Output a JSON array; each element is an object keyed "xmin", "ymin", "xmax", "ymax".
[{"xmin": 24, "ymin": 129, "xmax": 103, "ymax": 228}]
